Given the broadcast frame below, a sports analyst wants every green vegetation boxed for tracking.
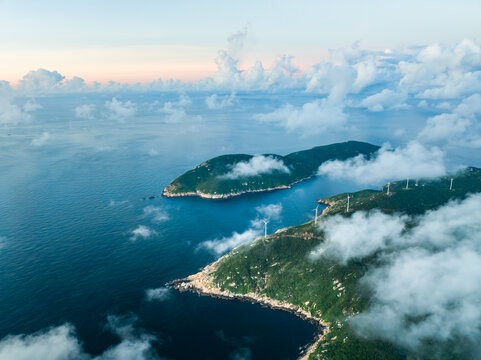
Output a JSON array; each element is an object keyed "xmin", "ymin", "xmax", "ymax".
[
  {"xmin": 209, "ymin": 167, "xmax": 481, "ymax": 359},
  {"xmin": 163, "ymin": 141, "xmax": 379, "ymax": 197}
]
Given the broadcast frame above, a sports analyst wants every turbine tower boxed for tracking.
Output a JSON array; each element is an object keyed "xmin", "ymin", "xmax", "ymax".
[
  {"xmin": 263, "ymin": 220, "xmax": 269, "ymax": 239},
  {"xmin": 450, "ymin": 178, "xmax": 454, "ymax": 191},
  {"xmin": 313, "ymin": 204, "xmax": 319, "ymax": 225},
  {"xmin": 346, "ymin": 194, "xmax": 350, "ymax": 212},
  {"xmin": 405, "ymin": 178, "xmax": 409, "ymax": 190},
  {"xmin": 387, "ymin": 182, "xmax": 391, "ymax": 195}
]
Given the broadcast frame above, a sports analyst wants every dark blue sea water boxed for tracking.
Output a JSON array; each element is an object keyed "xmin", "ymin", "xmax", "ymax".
[{"xmin": 0, "ymin": 92, "xmax": 439, "ymax": 359}]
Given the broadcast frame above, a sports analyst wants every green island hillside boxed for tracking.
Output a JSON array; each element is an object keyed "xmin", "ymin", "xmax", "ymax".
[
  {"xmin": 162, "ymin": 141, "xmax": 379, "ymax": 199},
  {"xmin": 172, "ymin": 167, "xmax": 481, "ymax": 359}
]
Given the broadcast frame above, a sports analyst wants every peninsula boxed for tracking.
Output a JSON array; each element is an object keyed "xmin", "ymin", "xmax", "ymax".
[
  {"xmin": 162, "ymin": 141, "xmax": 379, "ymax": 199},
  {"xmin": 171, "ymin": 167, "xmax": 481, "ymax": 359}
]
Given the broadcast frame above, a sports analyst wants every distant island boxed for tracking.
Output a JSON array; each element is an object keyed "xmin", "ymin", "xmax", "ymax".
[
  {"xmin": 162, "ymin": 141, "xmax": 380, "ymax": 199},
  {"xmin": 170, "ymin": 167, "xmax": 481, "ymax": 359}
]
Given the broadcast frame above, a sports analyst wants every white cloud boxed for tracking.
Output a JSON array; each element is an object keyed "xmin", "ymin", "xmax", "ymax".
[
  {"xmin": 142, "ymin": 206, "xmax": 169, "ymax": 223},
  {"xmin": 199, "ymin": 203, "xmax": 281, "ymax": 255},
  {"xmin": 0, "ymin": 324, "xmax": 84, "ymax": 360},
  {"xmin": 313, "ymin": 193, "xmax": 481, "ymax": 355},
  {"xmin": 145, "ymin": 287, "xmax": 171, "ymax": 302},
  {"xmin": 75, "ymin": 104, "xmax": 96, "ymax": 119},
  {"xmin": 313, "ymin": 211, "xmax": 407, "ymax": 264},
  {"xmin": 205, "ymin": 93, "xmax": 236, "ymax": 109},
  {"xmin": 254, "ymin": 98, "xmax": 347, "ymax": 136},
  {"xmin": 130, "ymin": 225, "xmax": 155, "ymax": 241},
  {"xmin": 158, "ymin": 94, "xmax": 200, "ymax": 123},
  {"xmin": 0, "ymin": 97, "xmax": 32, "ymax": 125},
  {"xmin": 318, "ymin": 141, "xmax": 446, "ymax": 185},
  {"xmin": 17, "ymin": 69, "xmax": 64, "ymax": 93},
  {"xmin": 105, "ymin": 98, "xmax": 136, "ymax": 121},
  {"xmin": 359, "ymin": 89, "xmax": 409, "ymax": 112},
  {"xmin": 418, "ymin": 93, "xmax": 481, "ymax": 146},
  {"xmin": 23, "ymin": 99, "xmax": 42, "ymax": 112},
  {"xmin": 222, "ymin": 155, "xmax": 290, "ymax": 179},
  {"xmin": 255, "ymin": 203, "xmax": 283, "ymax": 221},
  {"xmin": 31, "ymin": 132, "xmax": 53, "ymax": 147},
  {"xmin": 199, "ymin": 228, "xmax": 261, "ymax": 255},
  {"xmin": 0, "ymin": 315, "xmax": 160, "ymax": 360}
]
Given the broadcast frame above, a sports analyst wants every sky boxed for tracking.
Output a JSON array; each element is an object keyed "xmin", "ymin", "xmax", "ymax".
[{"xmin": 1, "ymin": 0, "xmax": 481, "ymax": 84}]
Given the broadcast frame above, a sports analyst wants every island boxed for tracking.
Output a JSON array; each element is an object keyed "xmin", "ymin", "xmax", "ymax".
[
  {"xmin": 170, "ymin": 167, "xmax": 481, "ymax": 359},
  {"xmin": 162, "ymin": 141, "xmax": 380, "ymax": 199}
]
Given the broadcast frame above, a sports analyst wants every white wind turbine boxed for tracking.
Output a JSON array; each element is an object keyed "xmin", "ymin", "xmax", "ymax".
[
  {"xmin": 387, "ymin": 182, "xmax": 391, "ymax": 195},
  {"xmin": 450, "ymin": 178, "xmax": 454, "ymax": 191},
  {"xmin": 346, "ymin": 194, "xmax": 350, "ymax": 212},
  {"xmin": 263, "ymin": 219, "xmax": 269, "ymax": 239},
  {"xmin": 313, "ymin": 204, "xmax": 319, "ymax": 225}
]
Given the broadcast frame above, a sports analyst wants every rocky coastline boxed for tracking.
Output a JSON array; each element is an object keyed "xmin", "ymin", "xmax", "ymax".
[
  {"xmin": 162, "ymin": 176, "xmax": 313, "ymax": 199},
  {"xmin": 168, "ymin": 254, "xmax": 328, "ymax": 359}
]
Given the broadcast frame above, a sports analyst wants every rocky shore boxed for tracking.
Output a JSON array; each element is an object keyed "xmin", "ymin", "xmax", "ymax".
[
  {"xmin": 162, "ymin": 176, "xmax": 313, "ymax": 199},
  {"xmin": 168, "ymin": 254, "xmax": 328, "ymax": 359}
]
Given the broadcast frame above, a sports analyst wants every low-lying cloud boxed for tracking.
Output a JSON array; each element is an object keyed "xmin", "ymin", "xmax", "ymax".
[
  {"xmin": 0, "ymin": 315, "xmax": 161, "ymax": 360},
  {"xmin": 205, "ymin": 93, "xmax": 236, "ymax": 109},
  {"xmin": 222, "ymin": 155, "xmax": 290, "ymax": 179},
  {"xmin": 199, "ymin": 202, "xmax": 283, "ymax": 255},
  {"xmin": 130, "ymin": 225, "xmax": 155, "ymax": 241},
  {"xmin": 314, "ymin": 193, "xmax": 481, "ymax": 356},
  {"xmin": 31, "ymin": 132, "xmax": 53, "ymax": 147},
  {"xmin": 318, "ymin": 141, "xmax": 446, "ymax": 185},
  {"xmin": 254, "ymin": 98, "xmax": 347, "ymax": 136},
  {"xmin": 145, "ymin": 287, "xmax": 171, "ymax": 302},
  {"xmin": 142, "ymin": 206, "xmax": 169, "ymax": 223}
]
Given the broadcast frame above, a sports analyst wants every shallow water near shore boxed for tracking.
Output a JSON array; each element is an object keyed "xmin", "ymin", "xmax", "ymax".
[{"xmin": 0, "ymin": 93, "xmax": 381, "ymax": 359}]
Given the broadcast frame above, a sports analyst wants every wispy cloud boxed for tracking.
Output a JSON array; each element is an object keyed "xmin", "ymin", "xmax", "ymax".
[
  {"xmin": 145, "ymin": 287, "xmax": 171, "ymax": 302},
  {"xmin": 130, "ymin": 225, "xmax": 155, "ymax": 241},
  {"xmin": 142, "ymin": 206, "xmax": 169, "ymax": 223},
  {"xmin": 75, "ymin": 104, "xmax": 96, "ymax": 119},
  {"xmin": 31, "ymin": 132, "xmax": 53, "ymax": 147}
]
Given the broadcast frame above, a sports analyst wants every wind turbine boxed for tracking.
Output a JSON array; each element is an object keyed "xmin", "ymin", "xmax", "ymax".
[
  {"xmin": 387, "ymin": 182, "xmax": 391, "ymax": 195},
  {"xmin": 313, "ymin": 204, "xmax": 319, "ymax": 225},
  {"xmin": 405, "ymin": 178, "xmax": 409, "ymax": 190},
  {"xmin": 346, "ymin": 194, "xmax": 350, "ymax": 212},
  {"xmin": 450, "ymin": 178, "xmax": 454, "ymax": 191},
  {"xmin": 263, "ymin": 219, "xmax": 269, "ymax": 239}
]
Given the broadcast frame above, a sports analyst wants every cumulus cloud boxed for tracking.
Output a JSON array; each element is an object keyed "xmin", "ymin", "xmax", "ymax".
[
  {"xmin": 0, "ymin": 315, "xmax": 160, "ymax": 360},
  {"xmin": 318, "ymin": 141, "xmax": 446, "ymax": 185},
  {"xmin": 105, "ymin": 98, "xmax": 136, "ymax": 121},
  {"xmin": 31, "ymin": 132, "xmax": 53, "ymax": 147},
  {"xmin": 418, "ymin": 93, "xmax": 481, "ymax": 147},
  {"xmin": 142, "ymin": 206, "xmax": 169, "ymax": 223},
  {"xmin": 130, "ymin": 225, "xmax": 155, "ymax": 241},
  {"xmin": 158, "ymin": 94, "xmax": 200, "ymax": 123},
  {"xmin": 254, "ymin": 98, "xmax": 347, "ymax": 136},
  {"xmin": 359, "ymin": 89, "xmax": 409, "ymax": 112},
  {"xmin": 205, "ymin": 93, "xmax": 236, "ymax": 109},
  {"xmin": 222, "ymin": 155, "xmax": 290, "ymax": 179},
  {"xmin": 313, "ymin": 193, "xmax": 481, "ymax": 356},
  {"xmin": 17, "ymin": 69, "xmax": 65, "ymax": 93},
  {"xmin": 0, "ymin": 97, "xmax": 32, "ymax": 125},
  {"xmin": 75, "ymin": 104, "xmax": 96, "ymax": 119},
  {"xmin": 145, "ymin": 287, "xmax": 171, "ymax": 302}
]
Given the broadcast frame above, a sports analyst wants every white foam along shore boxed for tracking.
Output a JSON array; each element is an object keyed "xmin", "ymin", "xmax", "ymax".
[{"xmin": 168, "ymin": 253, "xmax": 329, "ymax": 359}]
